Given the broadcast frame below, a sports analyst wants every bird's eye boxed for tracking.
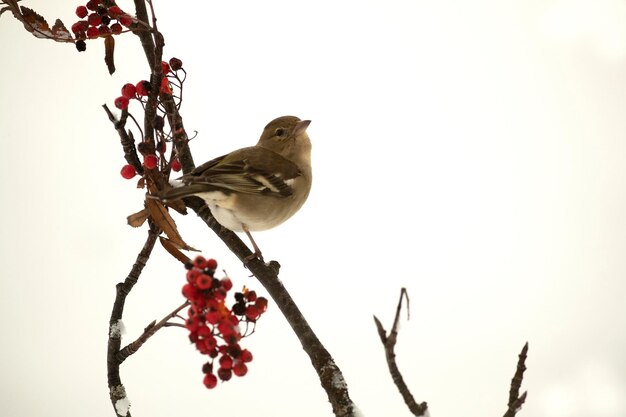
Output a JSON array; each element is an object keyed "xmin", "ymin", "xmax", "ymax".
[{"xmin": 275, "ymin": 128, "xmax": 285, "ymax": 137}]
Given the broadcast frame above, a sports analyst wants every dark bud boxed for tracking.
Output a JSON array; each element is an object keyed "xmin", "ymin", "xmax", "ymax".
[
  {"xmin": 137, "ymin": 142, "xmax": 148, "ymax": 155},
  {"xmin": 169, "ymin": 57, "xmax": 183, "ymax": 71},
  {"xmin": 234, "ymin": 292, "xmax": 244, "ymax": 302},
  {"xmin": 232, "ymin": 301, "xmax": 246, "ymax": 316},
  {"xmin": 75, "ymin": 40, "xmax": 87, "ymax": 52},
  {"xmin": 201, "ymin": 361, "xmax": 213, "ymax": 374},
  {"xmin": 228, "ymin": 344, "xmax": 242, "ymax": 358},
  {"xmin": 101, "ymin": 15, "xmax": 111, "ymax": 25},
  {"xmin": 184, "ymin": 261, "xmax": 193, "ymax": 270},
  {"xmin": 97, "ymin": 5, "xmax": 108, "ymax": 15}
]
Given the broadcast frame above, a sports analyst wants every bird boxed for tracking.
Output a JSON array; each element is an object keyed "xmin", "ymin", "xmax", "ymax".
[{"xmin": 153, "ymin": 115, "xmax": 312, "ymax": 261}]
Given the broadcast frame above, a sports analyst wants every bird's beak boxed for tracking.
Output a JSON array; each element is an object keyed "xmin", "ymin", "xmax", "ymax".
[{"xmin": 294, "ymin": 119, "xmax": 311, "ymax": 135}]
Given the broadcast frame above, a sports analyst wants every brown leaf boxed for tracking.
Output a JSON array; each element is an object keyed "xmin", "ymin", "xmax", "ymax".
[
  {"xmin": 160, "ymin": 237, "xmax": 192, "ymax": 265},
  {"xmin": 104, "ymin": 35, "xmax": 115, "ymax": 75},
  {"xmin": 127, "ymin": 208, "xmax": 150, "ymax": 228},
  {"xmin": 51, "ymin": 19, "xmax": 72, "ymax": 41},
  {"xmin": 20, "ymin": 6, "xmax": 51, "ymax": 39},
  {"xmin": 146, "ymin": 198, "xmax": 198, "ymax": 251},
  {"xmin": 7, "ymin": 6, "xmax": 72, "ymax": 43}
]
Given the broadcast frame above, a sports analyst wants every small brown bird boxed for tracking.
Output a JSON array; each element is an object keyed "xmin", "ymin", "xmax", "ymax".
[{"xmin": 154, "ymin": 115, "xmax": 312, "ymax": 260}]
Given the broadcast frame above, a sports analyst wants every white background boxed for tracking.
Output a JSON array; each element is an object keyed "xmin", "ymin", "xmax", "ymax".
[{"xmin": 1, "ymin": 1, "xmax": 625, "ymax": 416}]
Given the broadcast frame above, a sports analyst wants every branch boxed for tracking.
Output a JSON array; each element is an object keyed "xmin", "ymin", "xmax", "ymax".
[
  {"xmin": 107, "ymin": 223, "xmax": 159, "ymax": 417},
  {"xmin": 374, "ymin": 288, "xmax": 428, "ymax": 416},
  {"xmin": 117, "ymin": 301, "xmax": 189, "ymax": 363},
  {"xmin": 503, "ymin": 342, "xmax": 529, "ymax": 417},
  {"xmin": 185, "ymin": 198, "xmax": 356, "ymax": 417},
  {"xmin": 103, "ymin": 104, "xmax": 144, "ymax": 174}
]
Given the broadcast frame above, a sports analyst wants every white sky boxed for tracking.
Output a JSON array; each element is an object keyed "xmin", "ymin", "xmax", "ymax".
[{"xmin": 1, "ymin": 1, "xmax": 625, "ymax": 417}]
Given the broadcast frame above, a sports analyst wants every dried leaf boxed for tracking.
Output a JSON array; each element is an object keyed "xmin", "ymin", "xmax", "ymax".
[
  {"xmin": 127, "ymin": 208, "xmax": 150, "ymax": 228},
  {"xmin": 137, "ymin": 177, "xmax": 146, "ymax": 189},
  {"xmin": 20, "ymin": 6, "xmax": 51, "ymax": 39},
  {"xmin": 104, "ymin": 35, "xmax": 115, "ymax": 75},
  {"xmin": 160, "ymin": 237, "xmax": 192, "ymax": 264},
  {"xmin": 12, "ymin": 6, "xmax": 73, "ymax": 42},
  {"xmin": 51, "ymin": 19, "xmax": 72, "ymax": 41},
  {"xmin": 146, "ymin": 198, "xmax": 198, "ymax": 251}
]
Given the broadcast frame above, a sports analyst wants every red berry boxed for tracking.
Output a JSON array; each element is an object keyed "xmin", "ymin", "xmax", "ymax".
[
  {"xmin": 160, "ymin": 77, "xmax": 172, "ymax": 95},
  {"xmin": 114, "ymin": 96, "xmax": 129, "ymax": 110},
  {"xmin": 186, "ymin": 268, "xmax": 200, "ymax": 284},
  {"xmin": 71, "ymin": 20, "xmax": 89, "ymax": 33},
  {"xmin": 111, "ymin": 23, "xmax": 123, "ymax": 34},
  {"xmin": 255, "ymin": 297, "xmax": 268, "ymax": 313},
  {"xmin": 119, "ymin": 14, "xmax": 133, "ymax": 27},
  {"xmin": 206, "ymin": 259, "xmax": 218, "ymax": 270},
  {"xmin": 86, "ymin": 26, "xmax": 99, "ymax": 38},
  {"xmin": 240, "ymin": 349, "xmax": 253, "ymax": 363},
  {"xmin": 86, "ymin": 0, "xmax": 98, "ymax": 11},
  {"xmin": 217, "ymin": 367, "xmax": 232, "ymax": 381},
  {"xmin": 220, "ymin": 277, "xmax": 232, "ymax": 291},
  {"xmin": 171, "ymin": 159, "xmax": 182, "ymax": 172},
  {"xmin": 205, "ymin": 310, "xmax": 221, "ymax": 325},
  {"xmin": 108, "ymin": 6, "xmax": 123, "ymax": 16},
  {"xmin": 120, "ymin": 164, "xmax": 136, "ymax": 179},
  {"xmin": 135, "ymin": 80, "xmax": 151, "ymax": 96},
  {"xmin": 182, "ymin": 283, "xmax": 198, "ymax": 301},
  {"xmin": 169, "ymin": 57, "xmax": 183, "ymax": 71},
  {"xmin": 193, "ymin": 256, "xmax": 206, "ymax": 268},
  {"xmin": 245, "ymin": 305, "xmax": 260, "ymax": 321},
  {"xmin": 196, "ymin": 274, "xmax": 212, "ymax": 290},
  {"xmin": 143, "ymin": 154, "xmax": 158, "ymax": 169},
  {"xmin": 161, "ymin": 61, "xmax": 171, "ymax": 74},
  {"xmin": 203, "ymin": 373, "xmax": 218, "ymax": 389},
  {"xmin": 76, "ymin": 6, "xmax": 88, "ymax": 18},
  {"xmin": 246, "ymin": 290, "xmax": 257, "ymax": 302},
  {"xmin": 121, "ymin": 83, "xmax": 136, "ymax": 99},
  {"xmin": 219, "ymin": 355, "xmax": 233, "ymax": 369},
  {"xmin": 233, "ymin": 361, "xmax": 248, "ymax": 377},
  {"xmin": 88, "ymin": 12, "xmax": 102, "ymax": 26},
  {"xmin": 98, "ymin": 25, "xmax": 110, "ymax": 35},
  {"xmin": 197, "ymin": 325, "xmax": 212, "ymax": 339}
]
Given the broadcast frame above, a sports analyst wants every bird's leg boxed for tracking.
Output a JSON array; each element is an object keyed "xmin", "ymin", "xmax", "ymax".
[{"xmin": 243, "ymin": 225, "xmax": 264, "ymax": 264}]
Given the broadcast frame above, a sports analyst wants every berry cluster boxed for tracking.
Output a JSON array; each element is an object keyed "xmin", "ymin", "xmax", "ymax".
[
  {"xmin": 182, "ymin": 256, "xmax": 268, "ymax": 389},
  {"xmin": 118, "ymin": 58, "xmax": 185, "ymax": 180},
  {"xmin": 71, "ymin": 1, "xmax": 133, "ymax": 51}
]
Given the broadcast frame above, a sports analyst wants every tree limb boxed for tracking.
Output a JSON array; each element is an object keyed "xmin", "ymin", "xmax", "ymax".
[{"xmin": 107, "ymin": 222, "xmax": 159, "ymax": 417}]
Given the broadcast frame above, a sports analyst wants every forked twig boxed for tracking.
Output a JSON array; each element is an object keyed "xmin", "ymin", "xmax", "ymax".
[{"xmin": 373, "ymin": 288, "xmax": 428, "ymax": 416}]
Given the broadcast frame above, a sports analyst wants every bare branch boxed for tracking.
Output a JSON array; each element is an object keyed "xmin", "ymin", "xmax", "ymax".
[
  {"xmin": 374, "ymin": 288, "xmax": 428, "ymax": 416},
  {"xmin": 503, "ymin": 343, "xmax": 529, "ymax": 417},
  {"xmin": 117, "ymin": 301, "xmax": 190, "ymax": 363},
  {"xmin": 102, "ymin": 104, "xmax": 144, "ymax": 174}
]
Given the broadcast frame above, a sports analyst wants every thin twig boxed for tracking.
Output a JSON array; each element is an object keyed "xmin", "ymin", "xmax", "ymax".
[
  {"xmin": 503, "ymin": 343, "xmax": 529, "ymax": 417},
  {"xmin": 373, "ymin": 288, "xmax": 428, "ymax": 416},
  {"xmin": 117, "ymin": 301, "xmax": 190, "ymax": 363}
]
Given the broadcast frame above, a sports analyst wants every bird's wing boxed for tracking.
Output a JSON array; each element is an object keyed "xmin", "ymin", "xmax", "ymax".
[{"xmin": 180, "ymin": 147, "xmax": 301, "ymax": 197}]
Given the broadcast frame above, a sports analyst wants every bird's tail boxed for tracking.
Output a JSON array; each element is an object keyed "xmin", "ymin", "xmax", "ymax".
[{"xmin": 149, "ymin": 184, "xmax": 211, "ymax": 202}]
